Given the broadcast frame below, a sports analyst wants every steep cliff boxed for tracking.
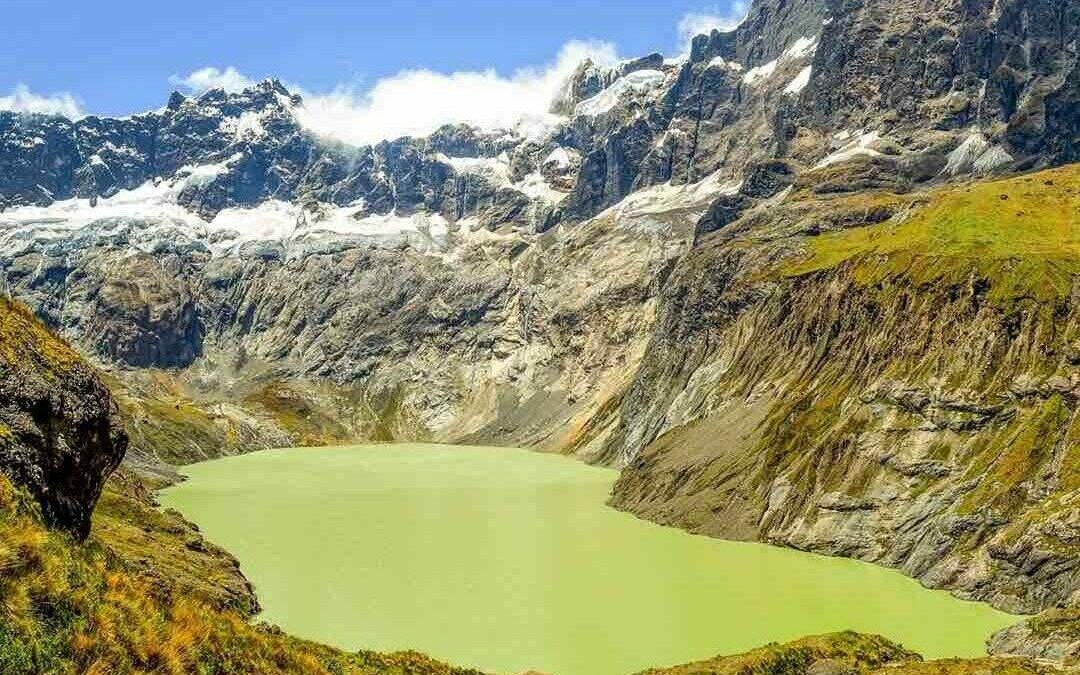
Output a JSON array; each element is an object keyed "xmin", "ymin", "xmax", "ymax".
[{"xmin": 608, "ymin": 164, "xmax": 1080, "ymax": 658}]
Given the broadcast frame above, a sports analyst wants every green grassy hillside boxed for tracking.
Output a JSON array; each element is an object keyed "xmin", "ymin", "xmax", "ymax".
[{"xmin": 785, "ymin": 165, "xmax": 1080, "ymax": 303}]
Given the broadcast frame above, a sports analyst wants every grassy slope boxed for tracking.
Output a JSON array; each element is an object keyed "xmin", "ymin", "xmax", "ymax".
[
  {"xmin": 633, "ymin": 631, "xmax": 1061, "ymax": 675},
  {"xmin": 90, "ymin": 471, "xmax": 261, "ymax": 617},
  {"xmin": 633, "ymin": 633, "xmax": 920, "ymax": 675},
  {"xmin": 613, "ymin": 165, "xmax": 1080, "ymax": 663},
  {"xmin": 778, "ymin": 166, "xmax": 1080, "ymax": 656},
  {"xmin": 0, "ymin": 296, "xmax": 82, "ymax": 436},
  {"xmin": 779, "ymin": 166, "xmax": 1080, "ymax": 522},
  {"xmin": 0, "ymin": 297, "xmax": 82, "ymax": 377},
  {"xmin": 785, "ymin": 165, "xmax": 1080, "ymax": 303}
]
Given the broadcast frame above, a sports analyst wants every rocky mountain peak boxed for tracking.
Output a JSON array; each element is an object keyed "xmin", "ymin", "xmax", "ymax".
[
  {"xmin": 0, "ymin": 0, "xmax": 1073, "ymax": 261},
  {"xmin": 688, "ymin": 0, "xmax": 828, "ymax": 66},
  {"xmin": 549, "ymin": 59, "xmax": 619, "ymax": 115},
  {"xmin": 166, "ymin": 90, "xmax": 187, "ymax": 110}
]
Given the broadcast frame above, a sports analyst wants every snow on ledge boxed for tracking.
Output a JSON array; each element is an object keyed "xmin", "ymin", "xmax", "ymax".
[
  {"xmin": 208, "ymin": 202, "xmax": 449, "ymax": 255},
  {"xmin": 435, "ymin": 152, "xmax": 568, "ymax": 205},
  {"xmin": 783, "ymin": 66, "xmax": 813, "ymax": 95},
  {"xmin": 814, "ymin": 131, "xmax": 882, "ymax": 168},
  {"xmin": 596, "ymin": 170, "xmax": 742, "ymax": 234},
  {"xmin": 0, "ymin": 157, "xmax": 449, "ymax": 258},
  {"xmin": 543, "ymin": 147, "xmax": 576, "ymax": 170},
  {"xmin": 743, "ymin": 36, "xmax": 818, "ymax": 86},
  {"xmin": 574, "ymin": 70, "xmax": 667, "ymax": 117},
  {"xmin": 707, "ymin": 56, "xmax": 744, "ymax": 72}
]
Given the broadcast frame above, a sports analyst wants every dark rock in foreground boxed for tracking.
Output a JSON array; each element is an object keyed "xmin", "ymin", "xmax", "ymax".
[{"xmin": 0, "ymin": 297, "xmax": 127, "ymax": 538}]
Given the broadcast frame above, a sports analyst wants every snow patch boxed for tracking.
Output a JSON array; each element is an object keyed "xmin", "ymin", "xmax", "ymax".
[
  {"xmin": 207, "ymin": 201, "xmax": 449, "ymax": 255},
  {"xmin": 783, "ymin": 66, "xmax": 813, "ymax": 95},
  {"xmin": 179, "ymin": 155, "xmax": 241, "ymax": 185},
  {"xmin": 815, "ymin": 131, "xmax": 882, "ymax": 168},
  {"xmin": 516, "ymin": 171, "xmax": 567, "ymax": 204},
  {"xmin": 575, "ymin": 70, "xmax": 666, "ymax": 117},
  {"xmin": 742, "ymin": 59, "xmax": 779, "ymax": 85},
  {"xmin": 707, "ymin": 56, "xmax": 744, "ymax": 72},
  {"xmin": 543, "ymin": 147, "xmax": 574, "ymax": 170},
  {"xmin": 599, "ymin": 170, "xmax": 741, "ymax": 234},
  {"xmin": 437, "ymin": 152, "xmax": 567, "ymax": 205},
  {"xmin": 0, "ymin": 178, "xmax": 203, "ymax": 255},
  {"xmin": 220, "ymin": 110, "xmax": 267, "ymax": 140},
  {"xmin": 437, "ymin": 153, "xmax": 513, "ymax": 185},
  {"xmin": 784, "ymin": 36, "xmax": 818, "ymax": 60},
  {"xmin": 944, "ymin": 131, "xmax": 1013, "ymax": 176},
  {"xmin": 0, "ymin": 157, "xmax": 238, "ymax": 236},
  {"xmin": 0, "ymin": 156, "xmax": 448, "ymax": 258},
  {"xmin": 654, "ymin": 128, "xmax": 689, "ymax": 149},
  {"xmin": 743, "ymin": 36, "xmax": 818, "ymax": 86}
]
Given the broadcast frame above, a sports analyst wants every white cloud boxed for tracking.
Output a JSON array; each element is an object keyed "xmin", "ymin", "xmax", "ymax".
[
  {"xmin": 162, "ymin": 8, "xmax": 757, "ymax": 146},
  {"xmin": 170, "ymin": 66, "xmax": 255, "ymax": 93},
  {"xmin": 0, "ymin": 84, "xmax": 84, "ymax": 119},
  {"xmin": 677, "ymin": 2, "xmax": 749, "ymax": 53},
  {"xmin": 294, "ymin": 40, "xmax": 620, "ymax": 146}
]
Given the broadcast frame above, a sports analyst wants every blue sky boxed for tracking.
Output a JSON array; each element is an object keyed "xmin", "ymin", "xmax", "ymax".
[{"xmin": 1, "ymin": 0, "xmax": 745, "ymax": 117}]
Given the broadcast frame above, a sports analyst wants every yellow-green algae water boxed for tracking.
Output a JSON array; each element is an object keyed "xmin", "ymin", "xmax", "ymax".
[{"xmin": 159, "ymin": 444, "xmax": 1018, "ymax": 675}]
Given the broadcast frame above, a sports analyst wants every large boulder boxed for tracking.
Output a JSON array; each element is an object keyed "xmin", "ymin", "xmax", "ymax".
[{"xmin": 0, "ymin": 298, "xmax": 127, "ymax": 538}]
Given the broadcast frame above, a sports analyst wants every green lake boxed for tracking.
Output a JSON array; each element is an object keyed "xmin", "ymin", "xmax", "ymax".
[{"xmin": 159, "ymin": 444, "xmax": 1018, "ymax": 675}]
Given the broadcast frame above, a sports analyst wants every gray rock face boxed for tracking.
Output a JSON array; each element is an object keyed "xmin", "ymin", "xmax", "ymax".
[
  {"xmin": 989, "ymin": 608, "xmax": 1080, "ymax": 665},
  {"xmin": 692, "ymin": 0, "xmax": 828, "ymax": 66},
  {"xmin": 806, "ymin": 0, "xmax": 1079, "ymax": 165},
  {"xmin": 0, "ymin": 81, "xmax": 563, "ymax": 231},
  {"xmin": 0, "ymin": 299, "xmax": 127, "ymax": 539}
]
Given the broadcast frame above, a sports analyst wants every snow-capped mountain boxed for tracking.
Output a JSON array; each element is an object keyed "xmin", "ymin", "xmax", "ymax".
[{"xmin": 3, "ymin": 0, "xmax": 1073, "ymax": 263}]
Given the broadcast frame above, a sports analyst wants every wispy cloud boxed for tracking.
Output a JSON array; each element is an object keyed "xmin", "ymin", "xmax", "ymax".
[
  {"xmin": 178, "ymin": 42, "xmax": 618, "ymax": 147},
  {"xmin": 677, "ymin": 2, "xmax": 749, "ymax": 53},
  {"xmin": 170, "ymin": 66, "xmax": 255, "ymax": 93},
  {"xmin": 0, "ymin": 84, "xmax": 84, "ymax": 119},
  {"xmin": 166, "ymin": 8, "xmax": 750, "ymax": 146},
  {"xmin": 295, "ymin": 40, "xmax": 619, "ymax": 146}
]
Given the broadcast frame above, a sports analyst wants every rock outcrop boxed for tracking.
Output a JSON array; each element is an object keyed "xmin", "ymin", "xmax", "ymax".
[
  {"xmin": 0, "ymin": 297, "xmax": 127, "ymax": 538},
  {"xmin": 989, "ymin": 608, "xmax": 1080, "ymax": 667}
]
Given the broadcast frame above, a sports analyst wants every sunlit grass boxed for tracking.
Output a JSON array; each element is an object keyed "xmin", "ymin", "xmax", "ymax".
[{"xmin": 784, "ymin": 164, "xmax": 1080, "ymax": 303}]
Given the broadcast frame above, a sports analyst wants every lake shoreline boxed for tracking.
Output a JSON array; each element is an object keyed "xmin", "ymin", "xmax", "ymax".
[{"xmin": 159, "ymin": 443, "xmax": 1019, "ymax": 675}]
